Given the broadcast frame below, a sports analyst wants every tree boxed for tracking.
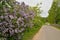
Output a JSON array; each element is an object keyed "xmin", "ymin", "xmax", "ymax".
[
  {"xmin": 55, "ymin": 1, "xmax": 60, "ymax": 24},
  {"xmin": 47, "ymin": 0, "xmax": 60, "ymax": 24}
]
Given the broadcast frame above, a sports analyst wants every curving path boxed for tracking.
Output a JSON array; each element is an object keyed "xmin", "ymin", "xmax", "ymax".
[{"xmin": 32, "ymin": 25, "xmax": 60, "ymax": 40}]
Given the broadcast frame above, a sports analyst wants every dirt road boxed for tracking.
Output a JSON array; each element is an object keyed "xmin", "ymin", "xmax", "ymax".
[{"xmin": 32, "ymin": 25, "xmax": 60, "ymax": 40}]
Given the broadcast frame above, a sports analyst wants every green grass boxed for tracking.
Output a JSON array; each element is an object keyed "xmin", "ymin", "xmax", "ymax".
[
  {"xmin": 22, "ymin": 26, "xmax": 41, "ymax": 40},
  {"xmin": 22, "ymin": 16, "xmax": 46, "ymax": 40},
  {"xmin": 22, "ymin": 19, "xmax": 45, "ymax": 40}
]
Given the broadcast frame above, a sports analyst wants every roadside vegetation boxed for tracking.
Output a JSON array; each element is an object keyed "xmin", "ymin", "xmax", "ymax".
[{"xmin": 0, "ymin": 0, "xmax": 60, "ymax": 40}]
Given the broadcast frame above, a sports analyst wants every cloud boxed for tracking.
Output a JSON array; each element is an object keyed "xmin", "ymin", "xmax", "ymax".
[
  {"xmin": 40, "ymin": 11, "xmax": 49, "ymax": 17},
  {"xmin": 16, "ymin": 0, "xmax": 53, "ymax": 17}
]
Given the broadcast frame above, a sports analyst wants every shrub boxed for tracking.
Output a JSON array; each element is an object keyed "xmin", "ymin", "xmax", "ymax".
[{"xmin": 0, "ymin": 0, "xmax": 35, "ymax": 40}]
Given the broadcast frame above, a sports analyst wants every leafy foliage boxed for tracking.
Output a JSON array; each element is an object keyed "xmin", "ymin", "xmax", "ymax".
[
  {"xmin": 47, "ymin": 1, "xmax": 60, "ymax": 24},
  {"xmin": 0, "ymin": 0, "xmax": 35, "ymax": 40},
  {"xmin": 22, "ymin": 6, "xmax": 46, "ymax": 40}
]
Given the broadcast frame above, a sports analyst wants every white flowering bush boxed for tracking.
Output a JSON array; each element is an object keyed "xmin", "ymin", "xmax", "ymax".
[{"xmin": 0, "ymin": 0, "xmax": 35, "ymax": 40}]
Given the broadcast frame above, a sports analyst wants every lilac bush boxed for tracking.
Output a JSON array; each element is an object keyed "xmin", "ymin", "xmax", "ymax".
[{"xmin": 0, "ymin": 0, "xmax": 35, "ymax": 40}]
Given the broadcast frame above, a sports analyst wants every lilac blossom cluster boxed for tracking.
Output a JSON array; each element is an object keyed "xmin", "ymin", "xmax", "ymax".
[{"xmin": 0, "ymin": 1, "xmax": 35, "ymax": 40}]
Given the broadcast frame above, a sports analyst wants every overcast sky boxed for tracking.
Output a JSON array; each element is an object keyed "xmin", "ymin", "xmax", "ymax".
[{"xmin": 16, "ymin": 0, "xmax": 53, "ymax": 17}]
